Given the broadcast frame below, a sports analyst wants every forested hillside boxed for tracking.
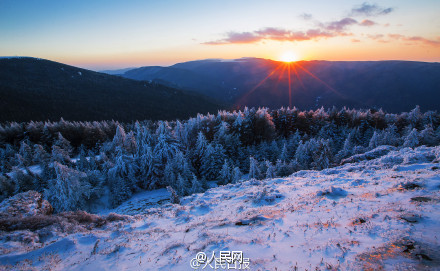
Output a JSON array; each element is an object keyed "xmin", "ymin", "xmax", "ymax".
[
  {"xmin": 1, "ymin": 106, "xmax": 439, "ymax": 212},
  {"xmin": 0, "ymin": 58, "xmax": 221, "ymax": 122}
]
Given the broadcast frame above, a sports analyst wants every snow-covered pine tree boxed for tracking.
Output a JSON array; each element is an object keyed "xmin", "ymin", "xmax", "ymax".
[
  {"xmin": 45, "ymin": 162, "xmax": 90, "ymax": 212},
  {"xmin": 256, "ymin": 141, "xmax": 269, "ymax": 161},
  {"xmin": 87, "ymin": 150, "xmax": 98, "ymax": 171},
  {"xmin": 164, "ymin": 160, "xmax": 176, "ymax": 188},
  {"xmin": 403, "ymin": 128, "xmax": 420, "ymax": 148},
  {"xmin": 11, "ymin": 167, "xmax": 35, "ymax": 193},
  {"xmin": 76, "ymin": 145, "xmax": 89, "ymax": 172},
  {"xmin": 124, "ymin": 131, "xmax": 137, "ymax": 154},
  {"xmin": 248, "ymin": 156, "xmax": 262, "ymax": 179},
  {"xmin": 295, "ymin": 139, "xmax": 319, "ymax": 170},
  {"xmin": 337, "ymin": 131, "xmax": 354, "ymax": 160},
  {"xmin": 368, "ymin": 131, "xmax": 380, "ymax": 149},
  {"xmin": 265, "ymin": 160, "xmax": 276, "ymax": 179},
  {"xmin": 275, "ymin": 159, "xmax": 289, "ymax": 177},
  {"xmin": 279, "ymin": 143, "xmax": 289, "ymax": 162},
  {"xmin": 51, "ymin": 145, "xmax": 71, "ymax": 164},
  {"xmin": 190, "ymin": 131, "xmax": 208, "ymax": 176},
  {"xmin": 268, "ymin": 140, "xmax": 280, "ymax": 162},
  {"xmin": 219, "ymin": 159, "xmax": 232, "ymax": 185},
  {"xmin": 113, "ymin": 124, "xmax": 126, "ymax": 149},
  {"xmin": 189, "ymin": 174, "xmax": 203, "ymax": 194},
  {"xmin": 200, "ymin": 144, "xmax": 226, "ymax": 181},
  {"xmin": 138, "ymin": 145, "xmax": 160, "ymax": 189},
  {"xmin": 420, "ymin": 125, "xmax": 437, "ymax": 146},
  {"xmin": 287, "ymin": 130, "xmax": 301, "ymax": 156},
  {"xmin": 176, "ymin": 173, "xmax": 188, "ymax": 196},
  {"xmin": 154, "ymin": 131, "xmax": 179, "ymax": 165},
  {"xmin": 107, "ymin": 154, "xmax": 135, "ymax": 207},
  {"xmin": 294, "ymin": 140, "xmax": 308, "ymax": 169},
  {"xmin": 382, "ymin": 124, "xmax": 400, "ymax": 146},
  {"xmin": 232, "ymin": 167, "xmax": 243, "ymax": 183},
  {"xmin": 33, "ymin": 144, "xmax": 49, "ymax": 164},
  {"xmin": 54, "ymin": 132, "xmax": 73, "ymax": 154},
  {"xmin": 18, "ymin": 140, "xmax": 33, "ymax": 166},
  {"xmin": 174, "ymin": 120, "xmax": 189, "ymax": 146},
  {"xmin": 312, "ymin": 139, "xmax": 333, "ymax": 170},
  {"xmin": 408, "ymin": 105, "xmax": 422, "ymax": 128}
]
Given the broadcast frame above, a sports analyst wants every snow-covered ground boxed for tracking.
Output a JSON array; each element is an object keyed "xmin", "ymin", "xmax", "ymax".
[{"xmin": 1, "ymin": 146, "xmax": 440, "ymax": 270}]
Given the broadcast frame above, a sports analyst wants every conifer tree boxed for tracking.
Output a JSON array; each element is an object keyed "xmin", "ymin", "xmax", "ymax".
[
  {"xmin": 232, "ymin": 167, "xmax": 243, "ymax": 183},
  {"xmin": 76, "ymin": 146, "xmax": 89, "ymax": 172},
  {"xmin": 420, "ymin": 125, "xmax": 436, "ymax": 146},
  {"xmin": 368, "ymin": 131, "xmax": 380, "ymax": 149},
  {"xmin": 124, "ymin": 131, "xmax": 137, "ymax": 154},
  {"xmin": 219, "ymin": 160, "xmax": 232, "ymax": 185},
  {"xmin": 108, "ymin": 155, "xmax": 134, "ymax": 206},
  {"xmin": 54, "ymin": 132, "xmax": 73, "ymax": 154},
  {"xmin": 249, "ymin": 156, "xmax": 262, "ymax": 179},
  {"xmin": 33, "ymin": 144, "xmax": 49, "ymax": 164},
  {"xmin": 403, "ymin": 128, "xmax": 419, "ymax": 148},
  {"xmin": 338, "ymin": 131, "xmax": 354, "ymax": 159},
  {"xmin": 189, "ymin": 174, "xmax": 203, "ymax": 194},
  {"xmin": 45, "ymin": 162, "xmax": 90, "ymax": 212},
  {"xmin": 265, "ymin": 161, "xmax": 276, "ymax": 179},
  {"xmin": 200, "ymin": 144, "xmax": 226, "ymax": 180},
  {"xmin": 51, "ymin": 145, "xmax": 71, "ymax": 164},
  {"xmin": 18, "ymin": 141, "xmax": 33, "ymax": 166},
  {"xmin": 408, "ymin": 105, "xmax": 421, "ymax": 128},
  {"xmin": 279, "ymin": 143, "xmax": 289, "ymax": 162},
  {"xmin": 312, "ymin": 139, "xmax": 333, "ymax": 170}
]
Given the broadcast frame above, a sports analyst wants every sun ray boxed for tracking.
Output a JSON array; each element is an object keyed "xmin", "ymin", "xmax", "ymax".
[
  {"xmin": 273, "ymin": 63, "xmax": 288, "ymax": 93},
  {"xmin": 237, "ymin": 62, "xmax": 284, "ymax": 107},
  {"xmin": 291, "ymin": 63, "xmax": 306, "ymax": 90},
  {"xmin": 294, "ymin": 62, "xmax": 345, "ymax": 98}
]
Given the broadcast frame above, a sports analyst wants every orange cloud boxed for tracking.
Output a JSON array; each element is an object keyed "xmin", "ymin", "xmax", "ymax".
[
  {"xmin": 387, "ymin": 34, "xmax": 440, "ymax": 46},
  {"xmin": 203, "ymin": 28, "xmax": 335, "ymax": 45},
  {"xmin": 360, "ymin": 19, "xmax": 376, "ymax": 26}
]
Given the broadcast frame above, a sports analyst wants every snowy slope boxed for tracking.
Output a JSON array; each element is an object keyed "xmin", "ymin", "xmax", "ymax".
[{"xmin": 1, "ymin": 146, "xmax": 440, "ymax": 270}]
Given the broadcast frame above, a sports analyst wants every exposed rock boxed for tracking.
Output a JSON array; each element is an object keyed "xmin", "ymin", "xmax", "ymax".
[{"xmin": 0, "ymin": 191, "xmax": 53, "ymax": 219}]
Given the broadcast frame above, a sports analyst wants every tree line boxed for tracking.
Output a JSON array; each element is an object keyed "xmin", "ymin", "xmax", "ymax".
[{"xmin": 1, "ymin": 106, "xmax": 439, "ymax": 212}]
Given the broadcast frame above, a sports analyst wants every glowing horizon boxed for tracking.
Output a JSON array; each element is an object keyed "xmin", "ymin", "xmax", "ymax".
[{"xmin": 1, "ymin": 0, "xmax": 439, "ymax": 70}]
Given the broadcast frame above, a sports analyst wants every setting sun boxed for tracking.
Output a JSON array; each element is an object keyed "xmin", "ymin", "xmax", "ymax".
[{"xmin": 279, "ymin": 51, "xmax": 299, "ymax": 63}]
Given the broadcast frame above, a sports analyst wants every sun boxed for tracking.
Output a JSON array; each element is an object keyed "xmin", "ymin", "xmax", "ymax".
[{"xmin": 279, "ymin": 51, "xmax": 299, "ymax": 63}]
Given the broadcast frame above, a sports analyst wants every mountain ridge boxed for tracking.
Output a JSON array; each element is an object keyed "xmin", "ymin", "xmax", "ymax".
[
  {"xmin": 111, "ymin": 58, "xmax": 440, "ymax": 113},
  {"xmin": 0, "ymin": 57, "xmax": 222, "ymax": 122}
]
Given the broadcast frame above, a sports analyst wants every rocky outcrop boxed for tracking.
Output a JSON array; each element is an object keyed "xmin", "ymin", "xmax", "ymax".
[{"xmin": 0, "ymin": 191, "xmax": 53, "ymax": 219}]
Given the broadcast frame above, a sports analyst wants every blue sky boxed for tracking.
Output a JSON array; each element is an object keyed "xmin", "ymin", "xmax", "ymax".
[{"xmin": 1, "ymin": 0, "xmax": 439, "ymax": 70}]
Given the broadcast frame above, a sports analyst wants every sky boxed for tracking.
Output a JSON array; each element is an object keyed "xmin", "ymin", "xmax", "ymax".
[{"xmin": 1, "ymin": 0, "xmax": 439, "ymax": 70}]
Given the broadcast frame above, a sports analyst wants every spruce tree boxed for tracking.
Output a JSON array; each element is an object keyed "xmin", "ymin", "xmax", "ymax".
[
  {"xmin": 45, "ymin": 162, "xmax": 90, "ymax": 212},
  {"xmin": 368, "ymin": 131, "xmax": 380, "ymax": 149},
  {"xmin": 265, "ymin": 161, "xmax": 276, "ymax": 179},
  {"xmin": 249, "ymin": 156, "xmax": 262, "ymax": 179},
  {"xmin": 54, "ymin": 132, "xmax": 73, "ymax": 154},
  {"xmin": 219, "ymin": 160, "xmax": 232, "ymax": 185},
  {"xmin": 403, "ymin": 128, "xmax": 419, "ymax": 148},
  {"xmin": 312, "ymin": 139, "xmax": 333, "ymax": 170},
  {"xmin": 232, "ymin": 167, "xmax": 243, "ymax": 183},
  {"xmin": 18, "ymin": 141, "xmax": 33, "ymax": 166}
]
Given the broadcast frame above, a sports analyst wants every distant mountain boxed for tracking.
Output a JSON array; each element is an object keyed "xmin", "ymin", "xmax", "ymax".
[
  {"xmin": 100, "ymin": 67, "xmax": 135, "ymax": 75},
  {"xmin": 119, "ymin": 58, "xmax": 440, "ymax": 112},
  {"xmin": 0, "ymin": 58, "xmax": 221, "ymax": 122}
]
